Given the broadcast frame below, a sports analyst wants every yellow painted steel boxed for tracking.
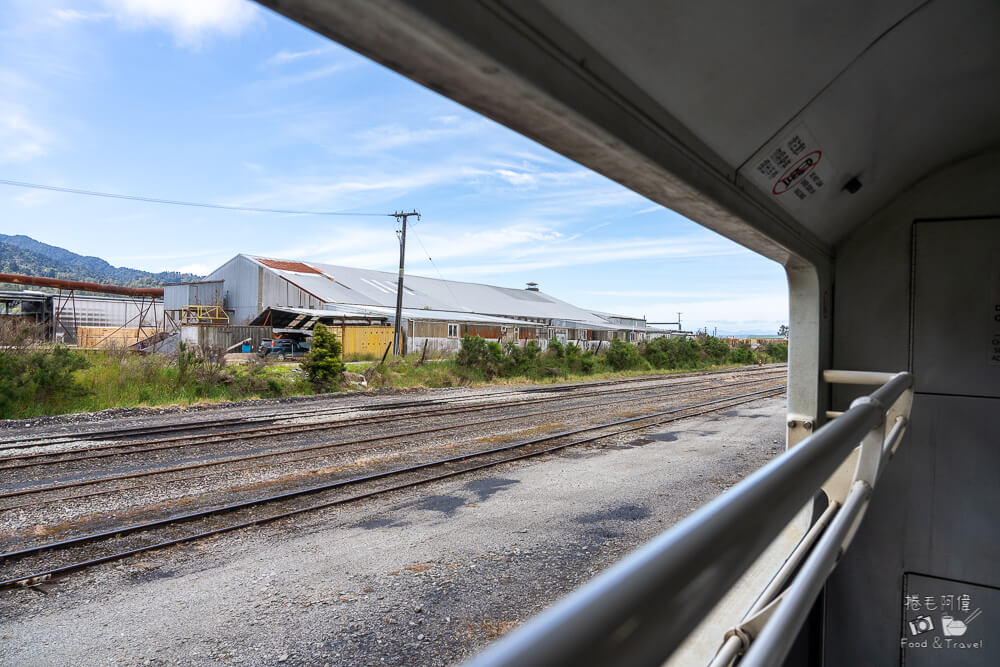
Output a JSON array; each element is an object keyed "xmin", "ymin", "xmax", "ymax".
[
  {"xmin": 180, "ymin": 305, "xmax": 230, "ymax": 324},
  {"xmin": 336, "ymin": 325, "xmax": 395, "ymax": 357}
]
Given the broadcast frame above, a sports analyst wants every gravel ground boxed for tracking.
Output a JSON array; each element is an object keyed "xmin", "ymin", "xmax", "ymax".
[
  {"xmin": 0, "ymin": 366, "xmax": 784, "ymax": 441},
  {"xmin": 0, "ymin": 371, "xmax": 785, "ymax": 545},
  {"xmin": 0, "ymin": 395, "xmax": 785, "ymax": 666}
]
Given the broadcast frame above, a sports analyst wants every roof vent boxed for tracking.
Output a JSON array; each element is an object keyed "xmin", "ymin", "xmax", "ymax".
[{"xmin": 525, "ymin": 282, "xmax": 539, "ymax": 292}]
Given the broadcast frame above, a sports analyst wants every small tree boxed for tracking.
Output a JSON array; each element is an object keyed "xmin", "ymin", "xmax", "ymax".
[
  {"xmin": 729, "ymin": 341, "xmax": 756, "ymax": 365},
  {"xmin": 301, "ymin": 324, "xmax": 344, "ymax": 389},
  {"xmin": 606, "ymin": 339, "xmax": 648, "ymax": 371},
  {"xmin": 777, "ymin": 324, "xmax": 790, "ymax": 338}
]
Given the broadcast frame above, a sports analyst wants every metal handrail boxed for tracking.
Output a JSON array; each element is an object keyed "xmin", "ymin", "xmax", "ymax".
[{"xmin": 465, "ymin": 371, "xmax": 913, "ymax": 667}]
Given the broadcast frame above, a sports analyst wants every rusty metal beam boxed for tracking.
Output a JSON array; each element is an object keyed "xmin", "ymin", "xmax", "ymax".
[{"xmin": 0, "ymin": 273, "xmax": 164, "ymax": 297}]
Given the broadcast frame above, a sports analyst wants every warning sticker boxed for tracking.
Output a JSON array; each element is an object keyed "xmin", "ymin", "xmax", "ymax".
[{"xmin": 743, "ymin": 125, "xmax": 837, "ymax": 210}]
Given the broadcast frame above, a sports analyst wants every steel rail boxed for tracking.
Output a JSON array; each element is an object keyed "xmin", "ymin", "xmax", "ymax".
[
  {"xmin": 0, "ymin": 365, "xmax": 785, "ymax": 450},
  {"xmin": 0, "ymin": 380, "xmax": 785, "ymax": 513},
  {"xmin": 0, "ymin": 371, "xmax": 787, "ymax": 468},
  {"xmin": 464, "ymin": 372, "xmax": 912, "ymax": 667},
  {"xmin": 0, "ymin": 415, "xmax": 281, "ymax": 450},
  {"xmin": 0, "ymin": 377, "xmax": 787, "ymax": 503},
  {"xmin": 0, "ymin": 364, "xmax": 786, "ymax": 448},
  {"xmin": 0, "ymin": 387, "xmax": 785, "ymax": 589}
]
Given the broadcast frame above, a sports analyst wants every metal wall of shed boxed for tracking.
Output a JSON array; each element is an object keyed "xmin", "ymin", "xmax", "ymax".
[
  {"xmin": 191, "ymin": 282, "xmax": 224, "ymax": 307},
  {"xmin": 256, "ymin": 263, "xmax": 328, "ymax": 321},
  {"xmin": 205, "ymin": 255, "xmax": 326, "ymax": 326},
  {"xmin": 163, "ymin": 285, "xmax": 186, "ymax": 312},
  {"xmin": 179, "ymin": 325, "xmax": 273, "ymax": 351},
  {"xmin": 204, "ymin": 256, "xmax": 256, "ymax": 325},
  {"xmin": 163, "ymin": 282, "xmax": 224, "ymax": 312},
  {"xmin": 53, "ymin": 295, "xmax": 163, "ymax": 345}
]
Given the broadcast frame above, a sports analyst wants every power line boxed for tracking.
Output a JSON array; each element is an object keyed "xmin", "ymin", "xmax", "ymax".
[
  {"xmin": 410, "ymin": 227, "xmax": 463, "ymax": 311},
  {"xmin": 0, "ymin": 178, "xmax": 390, "ymax": 217}
]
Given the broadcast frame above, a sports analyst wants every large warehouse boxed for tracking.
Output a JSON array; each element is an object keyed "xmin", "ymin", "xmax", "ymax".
[{"xmin": 164, "ymin": 254, "xmax": 666, "ymax": 353}]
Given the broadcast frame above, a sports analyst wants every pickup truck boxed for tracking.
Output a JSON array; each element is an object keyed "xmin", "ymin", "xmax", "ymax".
[{"xmin": 257, "ymin": 338, "xmax": 311, "ymax": 360}]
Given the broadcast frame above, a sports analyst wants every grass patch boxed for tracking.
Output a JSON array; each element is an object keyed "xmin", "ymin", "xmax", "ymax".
[
  {"xmin": 0, "ymin": 330, "xmax": 785, "ymax": 419},
  {"xmin": 0, "ymin": 346, "xmax": 315, "ymax": 419}
]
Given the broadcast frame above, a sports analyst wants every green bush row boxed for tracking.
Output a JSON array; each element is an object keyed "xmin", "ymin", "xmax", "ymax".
[{"xmin": 455, "ymin": 334, "xmax": 788, "ymax": 378}]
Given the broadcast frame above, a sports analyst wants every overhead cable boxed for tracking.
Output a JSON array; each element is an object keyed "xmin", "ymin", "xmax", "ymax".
[
  {"xmin": 410, "ymin": 227, "xmax": 463, "ymax": 311},
  {"xmin": 0, "ymin": 178, "xmax": 390, "ymax": 217}
]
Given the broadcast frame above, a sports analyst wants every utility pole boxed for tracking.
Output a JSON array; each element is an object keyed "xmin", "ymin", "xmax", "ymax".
[{"xmin": 391, "ymin": 210, "xmax": 420, "ymax": 356}]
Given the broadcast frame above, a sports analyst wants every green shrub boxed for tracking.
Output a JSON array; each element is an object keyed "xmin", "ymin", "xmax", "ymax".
[
  {"xmin": 606, "ymin": 339, "xmax": 648, "ymax": 371},
  {"xmin": 700, "ymin": 335, "xmax": 731, "ymax": 365},
  {"xmin": 546, "ymin": 338, "xmax": 565, "ymax": 359},
  {"xmin": 456, "ymin": 335, "xmax": 504, "ymax": 378},
  {"xmin": 301, "ymin": 324, "xmax": 345, "ymax": 389},
  {"xmin": 176, "ymin": 341, "xmax": 198, "ymax": 384},
  {"xmin": 759, "ymin": 341, "xmax": 788, "ymax": 363},
  {"xmin": 729, "ymin": 341, "xmax": 756, "ymax": 365},
  {"xmin": 0, "ymin": 345, "xmax": 91, "ymax": 418},
  {"xmin": 503, "ymin": 339, "xmax": 543, "ymax": 377}
]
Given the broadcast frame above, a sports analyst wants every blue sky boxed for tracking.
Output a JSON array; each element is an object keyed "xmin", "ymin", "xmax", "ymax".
[{"xmin": 0, "ymin": 0, "xmax": 788, "ymax": 335}]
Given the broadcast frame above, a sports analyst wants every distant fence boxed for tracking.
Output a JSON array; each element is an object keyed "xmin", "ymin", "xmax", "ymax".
[{"xmin": 180, "ymin": 325, "xmax": 273, "ymax": 351}]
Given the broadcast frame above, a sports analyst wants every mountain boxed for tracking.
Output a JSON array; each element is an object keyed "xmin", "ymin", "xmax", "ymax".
[{"xmin": 0, "ymin": 234, "xmax": 202, "ymax": 287}]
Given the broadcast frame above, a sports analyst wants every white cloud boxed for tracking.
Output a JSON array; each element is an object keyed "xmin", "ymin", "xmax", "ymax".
[
  {"xmin": 176, "ymin": 263, "xmax": 213, "ymax": 275},
  {"xmin": 255, "ymin": 62, "xmax": 355, "ymax": 88},
  {"xmin": 233, "ymin": 164, "xmax": 487, "ymax": 210},
  {"xmin": 102, "ymin": 0, "xmax": 259, "ymax": 48},
  {"xmin": 265, "ymin": 46, "xmax": 336, "ymax": 67},
  {"xmin": 404, "ymin": 230, "xmax": 742, "ymax": 278},
  {"xmin": 353, "ymin": 120, "xmax": 487, "ymax": 152},
  {"xmin": 10, "ymin": 189, "xmax": 55, "ymax": 206},
  {"xmin": 0, "ymin": 104, "xmax": 53, "ymax": 163},
  {"xmin": 495, "ymin": 169, "xmax": 537, "ymax": 187},
  {"xmin": 52, "ymin": 9, "xmax": 111, "ymax": 23},
  {"xmin": 585, "ymin": 289, "xmax": 772, "ymax": 299}
]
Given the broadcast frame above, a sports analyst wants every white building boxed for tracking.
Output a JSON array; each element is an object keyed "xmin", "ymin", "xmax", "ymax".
[{"xmin": 164, "ymin": 254, "xmax": 670, "ymax": 353}]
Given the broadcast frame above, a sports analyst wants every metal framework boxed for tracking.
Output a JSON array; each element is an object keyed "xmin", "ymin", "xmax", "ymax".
[
  {"xmin": 466, "ymin": 370, "xmax": 913, "ymax": 667},
  {"xmin": 0, "ymin": 272, "xmax": 163, "ymax": 297},
  {"xmin": 0, "ymin": 273, "xmax": 171, "ymax": 345},
  {"xmin": 179, "ymin": 305, "xmax": 231, "ymax": 325}
]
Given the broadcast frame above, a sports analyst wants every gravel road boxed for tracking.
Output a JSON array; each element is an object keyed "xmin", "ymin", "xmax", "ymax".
[{"xmin": 0, "ymin": 394, "xmax": 785, "ymax": 667}]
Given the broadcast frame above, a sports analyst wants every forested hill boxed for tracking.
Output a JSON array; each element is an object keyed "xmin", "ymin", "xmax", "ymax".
[{"xmin": 0, "ymin": 234, "xmax": 202, "ymax": 287}]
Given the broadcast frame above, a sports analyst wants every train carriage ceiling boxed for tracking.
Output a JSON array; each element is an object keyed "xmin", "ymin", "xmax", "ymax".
[{"xmin": 259, "ymin": 0, "xmax": 1000, "ymax": 265}]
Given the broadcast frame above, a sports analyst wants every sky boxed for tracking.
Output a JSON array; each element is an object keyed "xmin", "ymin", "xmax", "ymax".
[{"xmin": 0, "ymin": 0, "xmax": 789, "ymax": 336}]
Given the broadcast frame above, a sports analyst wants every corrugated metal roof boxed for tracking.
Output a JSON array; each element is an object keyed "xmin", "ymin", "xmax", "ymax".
[
  {"xmin": 243, "ymin": 255, "xmax": 612, "ymax": 325},
  {"xmin": 259, "ymin": 304, "xmax": 540, "ymax": 326},
  {"xmin": 254, "ymin": 258, "xmax": 325, "ymax": 275}
]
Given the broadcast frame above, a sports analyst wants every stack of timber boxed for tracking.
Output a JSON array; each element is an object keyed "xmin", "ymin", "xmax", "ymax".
[{"xmin": 77, "ymin": 326, "xmax": 159, "ymax": 349}]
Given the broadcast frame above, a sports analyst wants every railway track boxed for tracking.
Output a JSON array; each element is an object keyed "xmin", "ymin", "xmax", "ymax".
[
  {"xmin": 0, "ymin": 370, "xmax": 775, "ymax": 514},
  {"xmin": 0, "ymin": 372, "xmax": 786, "ymax": 511},
  {"xmin": 0, "ymin": 364, "xmax": 786, "ymax": 450},
  {"xmin": 0, "ymin": 384, "xmax": 785, "ymax": 590},
  {"xmin": 0, "ymin": 369, "xmax": 787, "ymax": 471}
]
